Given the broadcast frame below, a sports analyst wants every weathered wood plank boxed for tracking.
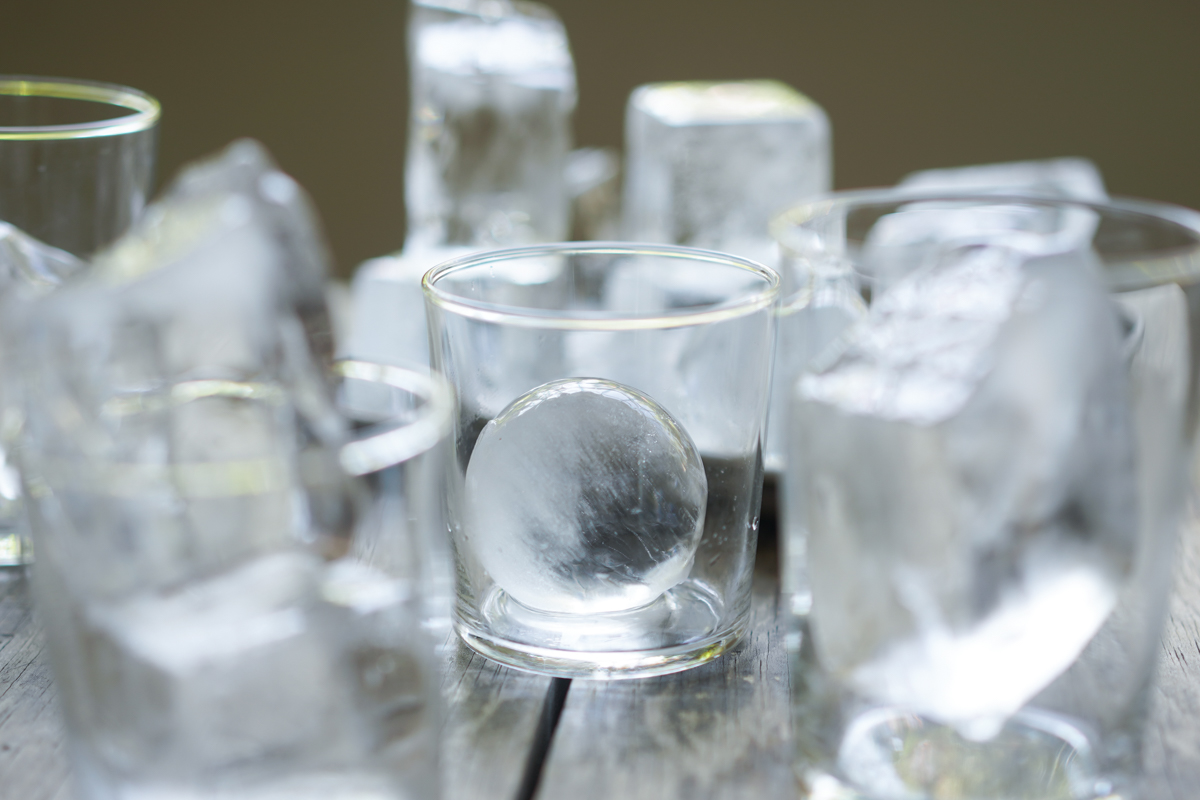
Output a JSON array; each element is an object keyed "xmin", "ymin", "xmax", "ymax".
[
  {"xmin": 1144, "ymin": 515, "xmax": 1200, "ymax": 800},
  {"xmin": 0, "ymin": 570, "xmax": 72, "ymax": 800},
  {"xmin": 442, "ymin": 632, "xmax": 564, "ymax": 800},
  {"xmin": 535, "ymin": 549, "xmax": 796, "ymax": 800}
]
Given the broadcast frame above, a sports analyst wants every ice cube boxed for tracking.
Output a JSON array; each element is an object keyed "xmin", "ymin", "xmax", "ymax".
[
  {"xmin": 464, "ymin": 378, "xmax": 707, "ymax": 614},
  {"xmin": 0, "ymin": 224, "xmax": 84, "ymax": 565},
  {"xmin": 17, "ymin": 140, "xmax": 344, "ymax": 599},
  {"xmin": 898, "ymin": 157, "xmax": 1107, "ymax": 201},
  {"xmin": 869, "ymin": 160, "xmax": 1106, "ymax": 294},
  {"xmin": 764, "ymin": 266, "xmax": 866, "ymax": 474},
  {"xmin": 347, "ymin": 0, "xmax": 575, "ymax": 368},
  {"xmin": 342, "ymin": 245, "xmax": 470, "ymax": 367},
  {"xmin": 791, "ymin": 242, "xmax": 1137, "ymax": 733},
  {"xmin": 406, "ymin": 0, "xmax": 575, "ymax": 252},
  {"xmin": 622, "ymin": 80, "xmax": 830, "ymax": 265},
  {"xmin": 80, "ymin": 552, "xmax": 356, "ymax": 777}
]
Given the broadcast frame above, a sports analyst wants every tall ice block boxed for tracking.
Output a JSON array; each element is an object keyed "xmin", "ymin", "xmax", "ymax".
[
  {"xmin": 345, "ymin": 0, "xmax": 577, "ymax": 367},
  {"xmin": 405, "ymin": 0, "xmax": 576, "ymax": 251},
  {"xmin": 622, "ymin": 80, "xmax": 830, "ymax": 266}
]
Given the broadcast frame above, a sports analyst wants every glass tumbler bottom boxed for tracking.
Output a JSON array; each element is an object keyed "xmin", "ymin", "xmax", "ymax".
[
  {"xmin": 800, "ymin": 706, "xmax": 1129, "ymax": 800},
  {"xmin": 456, "ymin": 578, "xmax": 747, "ymax": 679}
]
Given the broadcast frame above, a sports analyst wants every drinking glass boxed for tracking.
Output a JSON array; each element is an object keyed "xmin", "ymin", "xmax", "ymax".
[
  {"xmin": 773, "ymin": 191, "xmax": 1200, "ymax": 799},
  {"xmin": 424, "ymin": 242, "xmax": 779, "ymax": 679},
  {"xmin": 0, "ymin": 75, "xmax": 159, "ymax": 256},
  {"xmin": 0, "ymin": 76, "xmax": 159, "ymax": 568},
  {"xmin": 23, "ymin": 358, "xmax": 453, "ymax": 799}
]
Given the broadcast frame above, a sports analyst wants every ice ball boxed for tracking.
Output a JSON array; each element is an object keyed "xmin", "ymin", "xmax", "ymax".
[{"xmin": 465, "ymin": 378, "xmax": 707, "ymax": 615}]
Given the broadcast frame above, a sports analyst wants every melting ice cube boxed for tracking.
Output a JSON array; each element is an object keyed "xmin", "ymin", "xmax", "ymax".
[
  {"xmin": 465, "ymin": 378, "xmax": 707, "ymax": 614},
  {"xmin": 898, "ymin": 157, "xmax": 1107, "ymax": 201},
  {"xmin": 792, "ymin": 242, "xmax": 1137, "ymax": 735},
  {"xmin": 17, "ymin": 140, "xmax": 344, "ymax": 599},
  {"xmin": 623, "ymin": 79, "xmax": 830, "ymax": 266},
  {"xmin": 406, "ymin": 0, "xmax": 575, "ymax": 252},
  {"xmin": 81, "ymin": 553, "xmax": 353, "ymax": 775}
]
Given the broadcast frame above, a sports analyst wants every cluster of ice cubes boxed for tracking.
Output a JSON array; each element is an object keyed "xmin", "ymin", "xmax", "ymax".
[
  {"xmin": 18, "ymin": 142, "xmax": 437, "ymax": 797},
  {"xmin": 790, "ymin": 224, "xmax": 1137, "ymax": 736},
  {"xmin": 465, "ymin": 378, "xmax": 707, "ymax": 615}
]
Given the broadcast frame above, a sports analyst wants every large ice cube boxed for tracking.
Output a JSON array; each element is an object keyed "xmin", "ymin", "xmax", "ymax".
[
  {"xmin": 869, "ymin": 159, "xmax": 1107, "ymax": 294},
  {"xmin": 80, "ymin": 552, "xmax": 355, "ymax": 776},
  {"xmin": 622, "ymin": 80, "xmax": 830, "ymax": 266},
  {"xmin": 18, "ymin": 140, "xmax": 345, "ymax": 599},
  {"xmin": 0, "ymin": 224, "xmax": 84, "ymax": 565},
  {"xmin": 898, "ymin": 157, "xmax": 1107, "ymax": 201},
  {"xmin": 792, "ymin": 242, "xmax": 1137, "ymax": 735},
  {"xmin": 346, "ymin": 0, "xmax": 576, "ymax": 368},
  {"xmin": 465, "ymin": 378, "xmax": 707, "ymax": 614},
  {"xmin": 406, "ymin": 0, "xmax": 575, "ymax": 252},
  {"xmin": 343, "ymin": 245, "xmax": 470, "ymax": 366}
]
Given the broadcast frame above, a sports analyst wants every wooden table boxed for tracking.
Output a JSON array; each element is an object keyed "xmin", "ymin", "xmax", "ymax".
[{"xmin": 3, "ymin": 518, "xmax": 1199, "ymax": 800}]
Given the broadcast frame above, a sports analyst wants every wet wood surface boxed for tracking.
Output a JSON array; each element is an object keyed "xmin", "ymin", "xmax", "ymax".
[{"xmin": 1, "ymin": 526, "xmax": 1199, "ymax": 800}]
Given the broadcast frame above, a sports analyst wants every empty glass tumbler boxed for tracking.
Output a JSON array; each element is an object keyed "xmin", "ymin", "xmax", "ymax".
[
  {"xmin": 0, "ymin": 76, "xmax": 159, "ymax": 568},
  {"xmin": 0, "ymin": 75, "xmax": 159, "ymax": 257},
  {"xmin": 424, "ymin": 242, "xmax": 779, "ymax": 679},
  {"xmin": 773, "ymin": 191, "xmax": 1200, "ymax": 799}
]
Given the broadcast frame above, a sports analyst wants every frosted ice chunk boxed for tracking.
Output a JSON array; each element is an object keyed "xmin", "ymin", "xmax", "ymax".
[
  {"xmin": 18, "ymin": 140, "xmax": 344, "ymax": 599},
  {"xmin": 0, "ymin": 224, "xmax": 84, "ymax": 565},
  {"xmin": 81, "ymin": 553, "xmax": 354, "ymax": 775},
  {"xmin": 764, "ymin": 269, "xmax": 865, "ymax": 474},
  {"xmin": 348, "ymin": 0, "xmax": 576, "ymax": 368},
  {"xmin": 406, "ymin": 0, "xmax": 575, "ymax": 252},
  {"xmin": 465, "ymin": 378, "xmax": 707, "ymax": 614},
  {"xmin": 899, "ymin": 157, "xmax": 1107, "ymax": 201},
  {"xmin": 343, "ymin": 245, "xmax": 470, "ymax": 366},
  {"xmin": 792, "ymin": 243, "xmax": 1137, "ymax": 735},
  {"xmin": 623, "ymin": 80, "xmax": 830, "ymax": 266},
  {"xmin": 871, "ymin": 159, "xmax": 1106, "ymax": 293}
]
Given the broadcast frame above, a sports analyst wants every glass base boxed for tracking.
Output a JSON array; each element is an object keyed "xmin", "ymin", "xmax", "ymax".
[
  {"xmin": 456, "ymin": 578, "xmax": 746, "ymax": 679},
  {"xmin": 803, "ymin": 707, "xmax": 1124, "ymax": 800}
]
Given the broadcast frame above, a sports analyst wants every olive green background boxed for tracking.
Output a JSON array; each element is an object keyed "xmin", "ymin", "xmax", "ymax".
[{"xmin": 3, "ymin": 0, "xmax": 1197, "ymax": 277}]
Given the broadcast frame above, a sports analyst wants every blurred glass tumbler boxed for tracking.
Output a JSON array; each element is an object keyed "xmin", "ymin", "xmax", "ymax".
[
  {"xmin": 423, "ymin": 242, "xmax": 778, "ymax": 679},
  {"xmin": 24, "ymin": 360, "xmax": 453, "ymax": 799},
  {"xmin": 0, "ymin": 76, "xmax": 158, "ymax": 568},
  {"xmin": 0, "ymin": 76, "xmax": 159, "ymax": 256},
  {"xmin": 774, "ymin": 192, "xmax": 1200, "ymax": 799}
]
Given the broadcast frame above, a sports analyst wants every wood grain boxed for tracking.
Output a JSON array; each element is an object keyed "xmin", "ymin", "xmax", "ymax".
[
  {"xmin": 534, "ymin": 556, "xmax": 796, "ymax": 800},
  {"xmin": 0, "ymin": 569, "xmax": 72, "ymax": 800},
  {"xmin": 441, "ymin": 633, "xmax": 564, "ymax": 800},
  {"xmin": 1144, "ymin": 515, "xmax": 1200, "ymax": 800}
]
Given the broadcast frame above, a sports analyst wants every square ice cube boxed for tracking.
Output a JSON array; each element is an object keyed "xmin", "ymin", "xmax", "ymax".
[
  {"xmin": 623, "ymin": 80, "xmax": 830, "ymax": 264},
  {"xmin": 792, "ymin": 242, "xmax": 1137, "ymax": 732}
]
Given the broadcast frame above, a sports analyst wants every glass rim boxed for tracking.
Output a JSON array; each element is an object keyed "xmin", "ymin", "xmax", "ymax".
[
  {"xmin": 770, "ymin": 188, "xmax": 1200, "ymax": 292},
  {"xmin": 334, "ymin": 360, "xmax": 453, "ymax": 477},
  {"xmin": 422, "ymin": 241, "xmax": 781, "ymax": 330},
  {"xmin": 771, "ymin": 187, "xmax": 1200, "ymax": 249},
  {"xmin": 0, "ymin": 76, "xmax": 161, "ymax": 141}
]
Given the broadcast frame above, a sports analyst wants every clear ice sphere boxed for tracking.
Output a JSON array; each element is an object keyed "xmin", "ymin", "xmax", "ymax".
[
  {"xmin": 81, "ymin": 552, "xmax": 355, "ymax": 775},
  {"xmin": 899, "ymin": 157, "xmax": 1107, "ymax": 201},
  {"xmin": 622, "ymin": 80, "xmax": 830, "ymax": 264},
  {"xmin": 406, "ymin": 0, "xmax": 575, "ymax": 251},
  {"xmin": 792, "ymin": 244, "xmax": 1137, "ymax": 733},
  {"xmin": 465, "ymin": 378, "xmax": 707, "ymax": 614}
]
